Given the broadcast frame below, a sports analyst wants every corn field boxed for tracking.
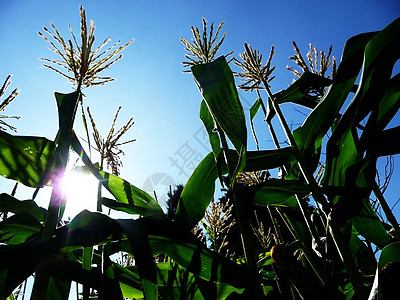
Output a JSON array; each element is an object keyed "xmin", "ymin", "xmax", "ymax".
[{"xmin": 1, "ymin": 7, "xmax": 400, "ymax": 300}]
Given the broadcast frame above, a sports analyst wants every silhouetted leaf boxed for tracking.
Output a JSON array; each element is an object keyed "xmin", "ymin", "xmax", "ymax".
[
  {"xmin": 99, "ymin": 171, "xmax": 164, "ymax": 217},
  {"xmin": 117, "ymin": 219, "xmax": 157, "ymax": 299},
  {"xmin": 0, "ymin": 131, "xmax": 55, "ymax": 187},
  {"xmin": 70, "ymin": 133, "xmax": 164, "ymax": 217},
  {"xmin": 254, "ymin": 179, "xmax": 309, "ymax": 207},
  {"xmin": 191, "ymin": 56, "xmax": 246, "ymax": 154},
  {"xmin": 0, "ymin": 193, "xmax": 46, "ymax": 222},
  {"xmin": 176, "ymin": 147, "xmax": 296, "ymax": 228},
  {"xmin": 200, "ymin": 100, "xmax": 221, "ymax": 160},
  {"xmin": 292, "ymin": 31, "xmax": 377, "ymax": 177},
  {"xmin": 274, "ymin": 72, "xmax": 332, "ymax": 108},
  {"xmin": 0, "ymin": 211, "xmax": 42, "ymax": 245},
  {"xmin": 138, "ymin": 215, "xmax": 252, "ymax": 289},
  {"xmin": 191, "ymin": 56, "xmax": 247, "ymax": 182}
]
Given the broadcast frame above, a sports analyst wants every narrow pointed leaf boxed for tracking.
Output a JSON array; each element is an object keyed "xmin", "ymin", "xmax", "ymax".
[
  {"xmin": 274, "ymin": 72, "xmax": 332, "ymax": 108},
  {"xmin": 66, "ymin": 210, "xmax": 119, "ymax": 247},
  {"xmin": 99, "ymin": 171, "xmax": 164, "ymax": 217},
  {"xmin": 54, "ymin": 91, "xmax": 81, "ymax": 147},
  {"xmin": 199, "ymin": 99, "xmax": 221, "ymax": 160},
  {"xmin": 117, "ymin": 219, "xmax": 158, "ymax": 300},
  {"xmin": 191, "ymin": 56, "xmax": 247, "ymax": 181},
  {"xmin": 351, "ymin": 201, "xmax": 390, "ymax": 248},
  {"xmin": 70, "ymin": 133, "xmax": 163, "ymax": 217},
  {"xmin": 138, "ymin": 215, "xmax": 252, "ymax": 289},
  {"xmin": 249, "ymin": 98, "xmax": 263, "ymax": 150},
  {"xmin": 176, "ymin": 147, "xmax": 296, "ymax": 228},
  {"xmin": 0, "ymin": 193, "xmax": 46, "ymax": 222},
  {"xmin": 292, "ymin": 31, "xmax": 377, "ymax": 161},
  {"xmin": 254, "ymin": 179, "xmax": 309, "ymax": 208},
  {"xmin": 0, "ymin": 211, "xmax": 42, "ymax": 245},
  {"xmin": 0, "ymin": 131, "xmax": 55, "ymax": 187}
]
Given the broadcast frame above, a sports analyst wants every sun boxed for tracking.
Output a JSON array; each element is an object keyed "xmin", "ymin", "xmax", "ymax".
[{"xmin": 60, "ymin": 168, "xmax": 99, "ymax": 219}]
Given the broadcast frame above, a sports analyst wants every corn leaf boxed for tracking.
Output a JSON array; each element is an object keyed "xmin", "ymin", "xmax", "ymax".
[
  {"xmin": 249, "ymin": 98, "xmax": 265, "ymax": 150},
  {"xmin": 99, "ymin": 171, "xmax": 164, "ymax": 217},
  {"xmin": 191, "ymin": 56, "xmax": 246, "ymax": 155},
  {"xmin": 54, "ymin": 91, "xmax": 81, "ymax": 148},
  {"xmin": 191, "ymin": 56, "xmax": 247, "ymax": 182},
  {"xmin": 66, "ymin": 211, "xmax": 157, "ymax": 298},
  {"xmin": 70, "ymin": 133, "xmax": 164, "ymax": 217},
  {"xmin": 0, "ymin": 131, "xmax": 55, "ymax": 188},
  {"xmin": 113, "ymin": 264, "xmax": 143, "ymax": 298},
  {"xmin": 0, "ymin": 212, "xmax": 42, "ymax": 245},
  {"xmin": 0, "ymin": 233, "xmax": 62, "ymax": 299},
  {"xmin": 254, "ymin": 179, "xmax": 310, "ymax": 208},
  {"xmin": 0, "ymin": 193, "xmax": 46, "ymax": 222},
  {"xmin": 155, "ymin": 262, "xmax": 244, "ymax": 299},
  {"xmin": 45, "ymin": 276, "xmax": 71, "ymax": 300},
  {"xmin": 274, "ymin": 72, "xmax": 332, "ymax": 108},
  {"xmin": 199, "ymin": 99, "xmax": 221, "ymax": 160},
  {"xmin": 291, "ymin": 31, "xmax": 377, "ymax": 176},
  {"xmin": 117, "ymin": 219, "xmax": 157, "ymax": 300},
  {"xmin": 351, "ymin": 201, "xmax": 391, "ymax": 248},
  {"xmin": 38, "ymin": 257, "xmax": 123, "ymax": 299},
  {"xmin": 176, "ymin": 147, "xmax": 296, "ymax": 228},
  {"xmin": 65, "ymin": 210, "xmax": 119, "ymax": 247},
  {"xmin": 138, "ymin": 215, "xmax": 252, "ymax": 289},
  {"xmin": 378, "ymin": 241, "xmax": 400, "ymax": 269},
  {"xmin": 321, "ymin": 19, "xmax": 400, "ymax": 246}
]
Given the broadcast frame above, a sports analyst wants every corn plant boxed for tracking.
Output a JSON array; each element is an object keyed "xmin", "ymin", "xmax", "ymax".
[{"xmin": 0, "ymin": 10, "xmax": 400, "ymax": 300}]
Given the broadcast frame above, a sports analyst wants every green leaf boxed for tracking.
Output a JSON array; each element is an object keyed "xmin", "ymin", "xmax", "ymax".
[
  {"xmin": 138, "ymin": 215, "xmax": 252, "ymax": 289},
  {"xmin": 249, "ymin": 98, "xmax": 265, "ymax": 150},
  {"xmin": 176, "ymin": 147, "xmax": 296, "ymax": 228},
  {"xmin": 322, "ymin": 19, "xmax": 400, "ymax": 238},
  {"xmin": 99, "ymin": 171, "xmax": 164, "ymax": 217},
  {"xmin": 54, "ymin": 91, "xmax": 81, "ymax": 148},
  {"xmin": 0, "ymin": 211, "xmax": 42, "ymax": 245},
  {"xmin": 330, "ymin": 18, "xmax": 400, "ymax": 151},
  {"xmin": 0, "ymin": 193, "xmax": 46, "ymax": 222},
  {"xmin": 39, "ymin": 257, "xmax": 123, "ymax": 299},
  {"xmin": 254, "ymin": 179, "xmax": 310, "ymax": 208},
  {"xmin": 192, "ymin": 56, "xmax": 247, "ymax": 184},
  {"xmin": 117, "ymin": 219, "xmax": 158, "ymax": 300},
  {"xmin": 378, "ymin": 241, "xmax": 400, "ymax": 269},
  {"xmin": 113, "ymin": 264, "xmax": 143, "ymax": 298},
  {"xmin": 199, "ymin": 99, "xmax": 221, "ymax": 160},
  {"xmin": 0, "ymin": 234, "xmax": 62, "ymax": 299},
  {"xmin": 46, "ymin": 276, "xmax": 71, "ymax": 300},
  {"xmin": 292, "ymin": 31, "xmax": 377, "ymax": 163},
  {"xmin": 351, "ymin": 201, "xmax": 390, "ymax": 248},
  {"xmin": 70, "ymin": 133, "xmax": 163, "ymax": 217},
  {"xmin": 66, "ymin": 211, "xmax": 158, "ymax": 298},
  {"xmin": 274, "ymin": 72, "xmax": 332, "ymax": 108},
  {"xmin": 155, "ymin": 261, "xmax": 244, "ymax": 299},
  {"xmin": 250, "ymin": 98, "xmax": 263, "ymax": 120},
  {"xmin": 191, "ymin": 56, "xmax": 247, "ymax": 155},
  {"xmin": 66, "ymin": 210, "xmax": 119, "ymax": 247},
  {"xmin": 0, "ymin": 131, "xmax": 55, "ymax": 188},
  {"xmin": 348, "ymin": 227, "xmax": 376, "ymax": 276},
  {"xmin": 176, "ymin": 152, "xmax": 219, "ymax": 228}
]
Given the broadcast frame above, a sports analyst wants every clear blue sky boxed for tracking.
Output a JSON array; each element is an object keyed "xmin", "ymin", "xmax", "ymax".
[{"xmin": 0, "ymin": 0, "xmax": 399, "ymax": 217}]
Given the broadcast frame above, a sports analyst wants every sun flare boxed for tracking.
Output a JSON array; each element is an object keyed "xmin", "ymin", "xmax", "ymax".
[{"xmin": 60, "ymin": 169, "xmax": 99, "ymax": 219}]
